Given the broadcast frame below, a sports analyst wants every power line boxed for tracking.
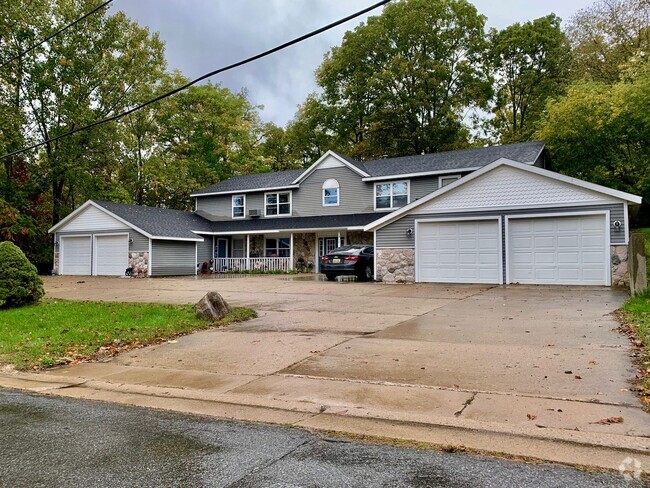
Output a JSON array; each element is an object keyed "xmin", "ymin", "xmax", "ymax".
[
  {"xmin": 0, "ymin": 0, "xmax": 114, "ymax": 70},
  {"xmin": 0, "ymin": 0, "xmax": 391, "ymax": 161}
]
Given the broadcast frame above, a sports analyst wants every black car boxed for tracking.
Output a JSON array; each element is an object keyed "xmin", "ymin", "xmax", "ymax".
[{"xmin": 320, "ymin": 245, "xmax": 374, "ymax": 281}]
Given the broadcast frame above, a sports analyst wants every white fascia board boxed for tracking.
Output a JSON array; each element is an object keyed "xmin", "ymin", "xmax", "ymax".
[
  {"xmin": 362, "ymin": 167, "xmax": 482, "ymax": 182},
  {"xmin": 363, "ymin": 158, "xmax": 643, "ymax": 232},
  {"xmin": 152, "ymin": 235, "xmax": 204, "ymax": 242},
  {"xmin": 190, "ymin": 185, "xmax": 299, "ymax": 198},
  {"xmin": 198, "ymin": 230, "xmax": 280, "ymax": 236},
  {"xmin": 48, "ymin": 200, "xmax": 155, "ymax": 239},
  {"xmin": 292, "ymin": 150, "xmax": 369, "ymax": 184}
]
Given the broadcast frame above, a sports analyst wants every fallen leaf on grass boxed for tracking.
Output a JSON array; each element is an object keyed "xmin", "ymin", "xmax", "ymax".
[{"xmin": 589, "ymin": 417, "xmax": 624, "ymax": 425}]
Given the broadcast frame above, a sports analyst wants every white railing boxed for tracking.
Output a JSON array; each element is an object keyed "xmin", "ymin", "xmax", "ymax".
[{"xmin": 213, "ymin": 257, "xmax": 291, "ymax": 273}]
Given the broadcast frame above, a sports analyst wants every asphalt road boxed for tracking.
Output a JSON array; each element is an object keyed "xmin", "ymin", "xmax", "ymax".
[{"xmin": 0, "ymin": 390, "xmax": 641, "ymax": 488}]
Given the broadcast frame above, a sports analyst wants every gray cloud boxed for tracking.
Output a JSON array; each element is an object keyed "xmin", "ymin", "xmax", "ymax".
[{"xmin": 113, "ymin": 0, "xmax": 592, "ymax": 126}]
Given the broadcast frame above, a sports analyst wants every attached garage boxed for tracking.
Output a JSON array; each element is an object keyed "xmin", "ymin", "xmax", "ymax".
[
  {"xmin": 507, "ymin": 214, "xmax": 608, "ymax": 285},
  {"xmin": 94, "ymin": 234, "xmax": 129, "ymax": 276},
  {"xmin": 60, "ymin": 236, "xmax": 91, "ymax": 275},
  {"xmin": 417, "ymin": 219, "xmax": 501, "ymax": 284},
  {"xmin": 368, "ymin": 159, "xmax": 641, "ymax": 286},
  {"xmin": 50, "ymin": 200, "xmax": 210, "ymax": 277}
]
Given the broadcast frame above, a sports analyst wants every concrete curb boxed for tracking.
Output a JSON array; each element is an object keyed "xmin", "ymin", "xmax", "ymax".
[{"xmin": 1, "ymin": 372, "xmax": 648, "ymax": 474}]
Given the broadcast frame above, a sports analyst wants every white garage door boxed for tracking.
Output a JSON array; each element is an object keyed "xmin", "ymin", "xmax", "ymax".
[
  {"xmin": 417, "ymin": 220, "xmax": 501, "ymax": 284},
  {"xmin": 95, "ymin": 235, "xmax": 128, "ymax": 276},
  {"xmin": 508, "ymin": 215, "xmax": 608, "ymax": 285},
  {"xmin": 60, "ymin": 236, "xmax": 91, "ymax": 275}
]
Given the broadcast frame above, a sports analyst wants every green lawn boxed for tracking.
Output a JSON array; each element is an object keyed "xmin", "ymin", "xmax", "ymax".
[
  {"xmin": 622, "ymin": 292, "xmax": 650, "ymax": 406},
  {"xmin": 0, "ymin": 299, "xmax": 256, "ymax": 370}
]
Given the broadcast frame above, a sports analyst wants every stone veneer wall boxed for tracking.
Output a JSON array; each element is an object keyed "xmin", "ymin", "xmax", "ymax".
[
  {"xmin": 292, "ymin": 232, "xmax": 316, "ymax": 269},
  {"xmin": 376, "ymin": 248, "xmax": 415, "ymax": 284},
  {"xmin": 249, "ymin": 235, "xmax": 265, "ymax": 257},
  {"xmin": 53, "ymin": 252, "xmax": 59, "ymax": 274},
  {"xmin": 611, "ymin": 245, "xmax": 629, "ymax": 287},
  {"xmin": 129, "ymin": 251, "xmax": 149, "ymax": 277},
  {"xmin": 346, "ymin": 231, "xmax": 373, "ymax": 245}
]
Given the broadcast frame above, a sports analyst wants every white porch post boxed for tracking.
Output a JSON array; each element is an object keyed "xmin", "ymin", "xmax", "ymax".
[
  {"xmin": 246, "ymin": 234, "xmax": 250, "ymax": 271},
  {"xmin": 337, "ymin": 231, "xmax": 341, "ymax": 248},
  {"xmin": 290, "ymin": 233, "xmax": 294, "ymax": 270}
]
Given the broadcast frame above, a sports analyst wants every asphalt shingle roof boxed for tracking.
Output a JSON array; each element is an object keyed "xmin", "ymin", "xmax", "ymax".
[
  {"xmin": 200, "ymin": 213, "xmax": 389, "ymax": 234},
  {"xmin": 191, "ymin": 169, "xmax": 304, "ymax": 196},
  {"xmin": 191, "ymin": 142, "xmax": 545, "ymax": 195},
  {"xmin": 359, "ymin": 141, "xmax": 544, "ymax": 177},
  {"xmin": 95, "ymin": 201, "xmax": 212, "ymax": 240}
]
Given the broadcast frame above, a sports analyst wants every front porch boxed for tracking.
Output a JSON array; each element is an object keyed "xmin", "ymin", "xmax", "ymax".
[{"xmin": 202, "ymin": 230, "xmax": 373, "ymax": 273}]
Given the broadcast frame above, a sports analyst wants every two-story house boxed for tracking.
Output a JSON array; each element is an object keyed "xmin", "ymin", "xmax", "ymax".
[{"xmin": 49, "ymin": 141, "xmax": 641, "ymax": 286}]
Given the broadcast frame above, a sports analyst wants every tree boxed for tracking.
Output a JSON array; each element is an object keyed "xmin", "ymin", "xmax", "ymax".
[
  {"xmin": 3, "ymin": 0, "xmax": 167, "ymax": 225},
  {"xmin": 313, "ymin": 0, "xmax": 491, "ymax": 160},
  {"xmin": 566, "ymin": 0, "xmax": 650, "ymax": 83},
  {"xmin": 538, "ymin": 61, "xmax": 650, "ymax": 221},
  {"xmin": 487, "ymin": 15, "xmax": 571, "ymax": 143}
]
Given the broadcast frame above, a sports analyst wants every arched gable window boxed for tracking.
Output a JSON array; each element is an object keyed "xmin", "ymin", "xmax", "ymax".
[{"xmin": 322, "ymin": 179, "xmax": 340, "ymax": 206}]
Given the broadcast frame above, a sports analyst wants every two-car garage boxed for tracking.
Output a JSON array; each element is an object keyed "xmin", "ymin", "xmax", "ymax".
[
  {"xmin": 369, "ymin": 160, "xmax": 640, "ymax": 286},
  {"xmin": 59, "ymin": 234, "xmax": 128, "ymax": 276},
  {"xmin": 415, "ymin": 214, "xmax": 609, "ymax": 286}
]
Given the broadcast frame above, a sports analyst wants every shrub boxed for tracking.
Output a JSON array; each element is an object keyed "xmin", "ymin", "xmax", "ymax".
[{"xmin": 0, "ymin": 241, "xmax": 44, "ymax": 308}]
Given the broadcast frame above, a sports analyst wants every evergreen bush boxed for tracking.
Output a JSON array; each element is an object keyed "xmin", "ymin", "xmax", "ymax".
[{"xmin": 0, "ymin": 241, "xmax": 45, "ymax": 308}]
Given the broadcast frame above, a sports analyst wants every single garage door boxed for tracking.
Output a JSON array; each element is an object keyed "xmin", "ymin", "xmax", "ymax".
[
  {"xmin": 60, "ymin": 236, "xmax": 91, "ymax": 275},
  {"xmin": 95, "ymin": 234, "xmax": 128, "ymax": 276},
  {"xmin": 417, "ymin": 219, "xmax": 501, "ymax": 284},
  {"xmin": 508, "ymin": 214, "xmax": 608, "ymax": 285}
]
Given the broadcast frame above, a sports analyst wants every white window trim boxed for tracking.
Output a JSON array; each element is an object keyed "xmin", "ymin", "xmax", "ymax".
[
  {"xmin": 322, "ymin": 179, "xmax": 340, "ymax": 207},
  {"xmin": 264, "ymin": 190, "xmax": 292, "ymax": 217},
  {"xmin": 374, "ymin": 180, "xmax": 410, "ymax": 211},
  {"xmin": 232, "ymin": 194, "xmax": 246, "ymax": 219},
  {"xmin": 438, "ymin": 174, "xmax": 461, "ymax": 188}
]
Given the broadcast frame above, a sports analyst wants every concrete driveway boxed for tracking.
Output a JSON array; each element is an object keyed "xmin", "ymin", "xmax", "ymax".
[{"xmin": 20, "ymin": 275, "xmax": 650, "ymax": 470}]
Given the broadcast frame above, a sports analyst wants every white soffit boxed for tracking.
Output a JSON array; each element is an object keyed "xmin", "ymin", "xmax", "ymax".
[{"xmin": 412, "ymin": 165, "xmax": 617, "ymax": 214}]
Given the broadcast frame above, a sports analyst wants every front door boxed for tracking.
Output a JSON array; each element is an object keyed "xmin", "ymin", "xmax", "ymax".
[
  {"xmin": 318, "ymin": 236, "xmax": 343, "ymax": 271},
  {"xmin": 215, "ymin": 238, "xmax": 228, "ymax": 258}
]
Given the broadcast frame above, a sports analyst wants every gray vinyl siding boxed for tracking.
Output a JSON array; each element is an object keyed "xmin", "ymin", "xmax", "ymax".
[
  {"xmin": 196, "ymin": 235, "xmax": 213, "ymax": 263},
  {"xmin": 293, "ymin": 166, "xmax": 373, "ymax": 216},
  {"xmin": 150, "ymin": 240, "xmax": 196, "ymax": 276},
  {"xmin": 376, "ymin": 203, "xmax": 627, "ymax": 248},
  {"xmin": 197, "ymin": 193, "xmax": 264, "ymax": 220},
  {"xmin": 410, "ymin": 176, "xmax": 439, "ymax": 200},
  {"xmin": 56, "ymin": 228, "xmax": 148, "ymax": 252}
]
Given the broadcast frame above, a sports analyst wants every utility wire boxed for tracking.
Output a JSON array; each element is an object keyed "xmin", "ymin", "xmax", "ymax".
[
  {"xmin": 0, "ymin": 0, "xmax": 114, "ymax": 69},
  {"xmin": 0, "ymin": 0, "xmax": 391, "ymax": 161}
]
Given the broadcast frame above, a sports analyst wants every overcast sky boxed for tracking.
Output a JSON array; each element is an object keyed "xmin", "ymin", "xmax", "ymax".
[{"xmin": 113, "ymin": 0, "xmax": 593, "ymax": 126}]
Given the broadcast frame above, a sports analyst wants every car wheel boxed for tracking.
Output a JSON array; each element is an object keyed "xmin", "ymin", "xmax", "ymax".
[
  {"xmin": 325, "ymin": 274, "xmax": 337, "ymax": 281},
  {"xmin": 364, "ymin": 265, "xmax": 373, "ymax": 281}
]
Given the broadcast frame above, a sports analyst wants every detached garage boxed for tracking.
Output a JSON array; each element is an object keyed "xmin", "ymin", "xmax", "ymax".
[
  {"xmin": 49, "ymin": 200, "xmax": 210, "ymax": 277},
  {"xmin": 367, "ymin": 159, "xmax": 641, "ymax": 286}
]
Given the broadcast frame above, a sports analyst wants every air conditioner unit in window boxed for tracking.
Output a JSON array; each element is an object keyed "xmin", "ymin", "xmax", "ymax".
[{"xmin": 248, "ymin": 209, "xmax": 261, "ymax": 218}]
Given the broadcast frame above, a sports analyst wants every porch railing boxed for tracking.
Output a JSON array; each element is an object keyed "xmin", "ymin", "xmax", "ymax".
[{"xmin": 213, "ymin": 257, "xmax": 291, "ymax": 273}]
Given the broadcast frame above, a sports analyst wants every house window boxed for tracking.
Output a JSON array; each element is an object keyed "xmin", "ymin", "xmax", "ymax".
[
  {"xmin": 265, "ymin": 237, "xmax": 290, "ymax": 257},
  {"xmin": 375, "ymin": 181, "xmax": 409, "ymax": 210},
  {"xmin": 232, "ymin": 238, "xmax": 245, "ymax": 258},
  {"xmin": 232, "ymin": 195, "xmax": 245, "ymax": 218},
  {"xmin": 439, "ymin": 175, "xmax": 460, "ymax": 187},
  {"xmin": 265, "ymin": 191, "xmax": 291, "ymax": 216},
  {"xmin": 322, "ymin": 179, "xmax": 340, "ymax": 206}
]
